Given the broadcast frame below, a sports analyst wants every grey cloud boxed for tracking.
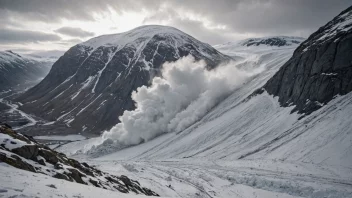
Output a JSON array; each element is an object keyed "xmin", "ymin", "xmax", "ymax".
[
  {"xmin": 0, "ymin": 0, "xmax": 351, "ymax": 47},
  {"xmin": 0, "ymin": 0, "xmax": 162, "ymax": 22},
  {"xmin": 165, "ymin": 0, "xmax": 352, "ymax": 38},
  {"xmin": 57, "ymin": 38, "xmax": 83, "ymax": 45},
  {"xmin": 0, "ymin": 28, "xmax": 61, "ymax": 44},
  {"xmin": 143, "ymin": 0, "xmax": 352, "ymax": 43},
  {"xmin": 55, "ymin": 27, "xmax": 94, "ymax": 37}
]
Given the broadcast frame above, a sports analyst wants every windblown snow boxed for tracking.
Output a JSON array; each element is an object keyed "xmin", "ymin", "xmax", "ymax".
[{"xmin": 95, "ymin": 56, "xmax": 262, "ymax": 148}]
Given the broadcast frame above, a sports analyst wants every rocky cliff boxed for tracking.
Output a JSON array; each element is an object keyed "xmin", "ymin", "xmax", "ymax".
[
  {"xmin": 0, "ymin": 123, "xmax": 158, "ymax": 196},
  {"xmin": 264, "ymin": 6, "xmax": 352, "ymax": 114}
]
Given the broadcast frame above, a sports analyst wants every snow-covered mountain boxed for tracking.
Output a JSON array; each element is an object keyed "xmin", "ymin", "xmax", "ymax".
[
  {"xmin": 15, "ymin": 25, "xmax": 232, "ymax": 136},
  {"xmin": 239, "ymin": 36, "xmax": 305, "ymax": 47},
  {"xmin": 214, "ymin": 36, "xmax": 305, "ymax": 53},
  {"xmin": 23, "ymin": 50, "xmax": 64, "ymax": 63},
  {"xmin": 44, "ymin": 6, "xmax": 352, "ymax": 198},
  {"xmin": 0, "ymin": 50, "xmax": 52, "ymax": 92}
]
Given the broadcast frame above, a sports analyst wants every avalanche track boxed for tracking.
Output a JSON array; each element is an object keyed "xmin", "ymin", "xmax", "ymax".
[{"xmin": 57, "ymin": 44, "xmax": 352, "ymax": 197}]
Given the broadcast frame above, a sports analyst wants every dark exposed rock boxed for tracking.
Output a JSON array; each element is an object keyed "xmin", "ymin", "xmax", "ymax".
[
  {"xmin": 46, "ymin": 184, "xmax": 57, "ymax": 189},
  {"xmin": 12, "ymin": 145, "xmax": 38, "ymax": 160},
  {"xmin": 38, "ymin": 149, "xmax": 59, "ymax": 164},
  {"xmin": 0, "ymin": 151, "xmax": 36, "ymax": 172},
  {"xmin": 241, "ymin": 36, "xmax": 304, "ymax": 47},
  {"xmin": 0, "ymin": 124, "xmax": 159, "ymax": 196},
  {"xmin": 67, "ymin": 168, "xmax": 86, "ymax": 184},
  {"xmin": 264, "ymin": 6, "xmax": 352, "ymax": 115},
  {"xmin": 37, "ymin": 158, "xmax": 46, "ymax": 166},
  {"xmin": 53, "ymin": 173, "xmax": 72, "ymax": 181}
]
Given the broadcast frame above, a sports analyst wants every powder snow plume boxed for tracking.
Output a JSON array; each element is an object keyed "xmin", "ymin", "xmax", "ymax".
[{"xmin": 88, "ymin": 56, "xmax": 263, "ymax": 154}]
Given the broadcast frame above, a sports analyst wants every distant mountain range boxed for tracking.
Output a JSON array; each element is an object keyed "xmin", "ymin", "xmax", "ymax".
[{"xmin": 0, "ymin": 50, "xmax": 53, "ymax": 92}]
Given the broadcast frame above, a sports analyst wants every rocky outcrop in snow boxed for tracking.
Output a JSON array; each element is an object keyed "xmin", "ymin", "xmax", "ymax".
[
  {"xmin": 0, "ymin": 123, "xmax": 158, "ymax": 196},
  {"xmin": 239, "ymin": 36, "xmax": 305, "ymax": 47},
  {"xmin": 264, "ymin": 6, "xmax": 352, "ymax": 114},
  {"xmin": 15, "ymin": 25, "xmax": 232, "ymax": 136}
]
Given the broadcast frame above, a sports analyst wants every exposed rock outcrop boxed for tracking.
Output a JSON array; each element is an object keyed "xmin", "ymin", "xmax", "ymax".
[
  {"xmin": 0, "ymin": 123, "xmax": 158, "ymax": 196},
  {"xmin": 264, "ymin": 6, "xmax": 352, "ymax": 114}
]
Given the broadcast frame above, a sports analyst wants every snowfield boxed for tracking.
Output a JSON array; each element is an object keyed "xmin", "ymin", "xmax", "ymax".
[
  {"xmin": 52, "ymin": 42, "xmax": 352, "ymax": 197},
  {"xmin": 2, "ymin": 38, "xmax": 351, "ymax": 198}
]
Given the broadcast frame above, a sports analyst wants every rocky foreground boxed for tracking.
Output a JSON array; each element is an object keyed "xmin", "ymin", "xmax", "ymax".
[{"xmin": 0, "ymin": 122, "xmax": 158, "ymax": 196}]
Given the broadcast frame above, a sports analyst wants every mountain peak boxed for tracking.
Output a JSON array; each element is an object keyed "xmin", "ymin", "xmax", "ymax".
[
  {"xmin": 81, "ymin": 25, "xmax": 196, "ymax": 49},
  {"xmin": 16, "ymin": 25, "xmax": 231, "ymax": 135}
]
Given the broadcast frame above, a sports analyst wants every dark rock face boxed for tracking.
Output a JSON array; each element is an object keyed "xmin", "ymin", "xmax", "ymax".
[
  {"xmin": 0, "ymin": 123, "xmax": 159, "ymax": 196},
  {"xmin": 264, "ymin": 6, "xmax": 352, "ymax": 114},
  {"xmin": 0, "ymin": 50, "xmax": 52, "ymax": 92},
  {"xmin": 241, "ymin": 36, "xmax": 304, "ymax": 47},
  {"xmin": 15, "ymin": 25, "xmax": 232, "ymax": 136}
]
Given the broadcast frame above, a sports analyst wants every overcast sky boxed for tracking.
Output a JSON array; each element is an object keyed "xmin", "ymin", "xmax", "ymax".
[{"xmin": 0, "ymin": 0, "xmax": 351, "ymax": 54}]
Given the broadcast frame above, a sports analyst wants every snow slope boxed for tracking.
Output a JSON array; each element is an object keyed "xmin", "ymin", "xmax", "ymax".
[
  {"xmin": 0, "ymin": 163, "xmax": 151, "ymax": 198},
  {"xmin": 53, "ymin": 42, "xmax": 352, "ymax": 197}
]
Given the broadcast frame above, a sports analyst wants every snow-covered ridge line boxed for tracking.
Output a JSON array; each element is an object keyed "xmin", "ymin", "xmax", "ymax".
[
  {"xmin": 81, "ymin": 25, "xmax": 196, "ymax": 49},
  {"xmin": 214, "ymin": 36, "xmax": 305, "ymax": 50}
]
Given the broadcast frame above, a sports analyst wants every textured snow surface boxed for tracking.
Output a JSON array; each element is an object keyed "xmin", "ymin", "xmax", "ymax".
[
  {"xmin": 317, "ymin": 8, "xmax": 352, "ymax": 41},
  {"xmin": 34, "ymin": 134, "xmax": 86, "ymax": 141},
  {"xmin": 0, "ymin": 133, "xmax": 33, "ymax": 150},
  {"xmin": 54, "ymin": 43, "xmax": 352, "ymax": 197},
  {"xmin": 0, "ymin": 163, "xmax": 151, "ymax": 198}
]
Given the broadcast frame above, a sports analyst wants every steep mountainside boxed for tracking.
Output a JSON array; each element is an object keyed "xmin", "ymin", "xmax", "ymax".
[
  {"xmin": 16, "ymin": 25, "xmax": 232, "ymax": 136},
  {"xmin": 264, "ymin": 6, "xmax": 352, "ymax": 114},
  {"xmin": 0, "ymin": 51, "xmax": 52, "ymax": 92}
]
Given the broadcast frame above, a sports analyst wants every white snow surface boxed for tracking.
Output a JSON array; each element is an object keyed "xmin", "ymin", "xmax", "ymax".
[
  {"xmin": 0, "ymin": 163, "xmax": 151, "ymax": 198},
  {"xmin": 101, "ymin": 56, "xmax": 263, "ymax": 146},
  {"xmin": 4, "ymin": 39, "xmax": 352, "ymax": 197},
  {"xmin": 34, "ymin": 134, "xmax": 86, "ymax": 141},
  {"xmin": 56, "ymin": 43, "xmax": 351, "ymax": 197},
  {"xmin": 0, "ymin": 133, "xmax": 33, "ymax": 150}
]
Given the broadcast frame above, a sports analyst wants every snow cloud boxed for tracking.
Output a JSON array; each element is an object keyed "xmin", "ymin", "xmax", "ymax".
[{"xmin": 97, "ymin": 56, "xmax": 263, "ymax": 148}]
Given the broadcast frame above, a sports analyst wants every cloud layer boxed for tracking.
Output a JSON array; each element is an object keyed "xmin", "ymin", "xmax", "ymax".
[
  {"xmin": 55, "ymin": 27, "xmax": 94, "ymax": 37},
  {"xmin": 0, "ymin": 1, "xmax": 351, "ymax": 50},
  {"xmin": 0, "ymin": 28, "xmax": 61, "ymax": 44}
]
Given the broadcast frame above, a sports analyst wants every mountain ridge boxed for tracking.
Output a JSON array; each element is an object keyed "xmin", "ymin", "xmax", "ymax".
[{"xmin": 15, "ymin": 25, "xmax": 232, "ymax": 136}]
